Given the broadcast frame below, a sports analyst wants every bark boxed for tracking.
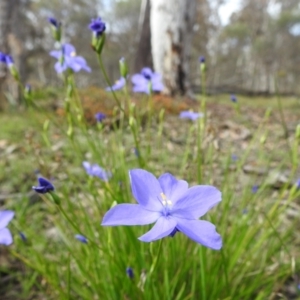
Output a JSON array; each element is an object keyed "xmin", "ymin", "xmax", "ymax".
[
  {"xmin": 134, "ymin": 0, "xmax": 153, "ymax": 72},
  {"xmin": 0, "ymin": 0, "xmax": 11, "ymax": 110},
  {"xmin": 150, "ymin": 0, "xmax": 197, "ymax": 96},
  {"xmin": 0, "ymin": 0, "xmax": 25, "ymax": 108}
]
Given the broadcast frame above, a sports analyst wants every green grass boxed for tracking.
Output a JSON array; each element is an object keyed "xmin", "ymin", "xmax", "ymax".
[{"xmin": 1, "ymin": 90, "xmax": 300, "ymax": 300}]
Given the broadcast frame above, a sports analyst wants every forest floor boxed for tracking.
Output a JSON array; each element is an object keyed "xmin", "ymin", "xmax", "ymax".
[{"xmin": 1, "ymin": 92, "xmax": 300, "ymax": 299}]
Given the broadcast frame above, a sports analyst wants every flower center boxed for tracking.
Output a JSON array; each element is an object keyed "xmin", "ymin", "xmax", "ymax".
[
  {"xmin": 70, "ymin": 51, "xmax": 76, "ymax": 57},
  {"xmin": 160, "ymin": 193, "xmax": 172, "ymax": 206}
]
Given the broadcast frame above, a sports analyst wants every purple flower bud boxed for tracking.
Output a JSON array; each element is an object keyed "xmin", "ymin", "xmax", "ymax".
[
  {"xmin": 75, "ymin": 234, "xmax": 88, "ymax": 244},
  {"xmin": 252, "ymin": 185, "xmax": 259, "ymax": 194},
  {"xmin": 32, "ymin": 177, "xmax": 55, "ymax": 194},
  {"xmin": 199, "ymin": 56, "xmax": 205, "ymax": 63},
  {"xmin": 95, "ymin": 112, "xmax": 106, "ymax": 122},
  {"xmin": 89, "ymin": 17, "xmax": 106, "ymax": 37},
  {"xmin": 48, "ymin": 17, "xmax": 61, "ymax": 28},
  {"xmin": 230, "ymin": 94, "xmax": 237, "ymax": 103},
  {"xmin": 0, "ymin": 52, "xmax": 6, "ymax": 63},
  {"xmin": 126, "ymin": 267, "xmax": 134, "ymax": 279},
  {"xmin": 82, "ymin": 162, "xmax": 112, "ymax": 182},
  {"xmin": 19, "ymin": 232, "xmax": 27, "ymax": 242},
  {"xmin": 231, "ymin": 154, "xmax": 238, "ymax": 162}
]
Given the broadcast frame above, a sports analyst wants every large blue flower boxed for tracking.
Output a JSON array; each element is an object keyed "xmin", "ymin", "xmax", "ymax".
[
  {"xmin": 102, "ymin": 169, "xmax": 222, "ymax": 249},
  {"xmin": 131, "ymin": 67, "xmax": 164, "ymax": 94},
  {"xmin": 0, "ymin": 210, "xmax": 14, "ymax": 245},
  {"xmin": 50, "ymin": 43, "xmax": 91, "ymax": 73}
]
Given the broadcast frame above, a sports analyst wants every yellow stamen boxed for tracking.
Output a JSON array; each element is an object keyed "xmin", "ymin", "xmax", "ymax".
[{"xmin": 70, "ymin": 51, "xmax": 76, "ymax": 57}]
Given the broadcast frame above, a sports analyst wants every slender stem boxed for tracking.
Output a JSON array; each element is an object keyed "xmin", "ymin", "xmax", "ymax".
[
  {"xmin": 199, "ymin": 246, "xmax": 207, "ymax": 300},
  {"xmin": 147, "ymin": 239, "xmax": 163, "ymax": 285},
  {"xmin": 96, "ymin": 54, "xmax": 123, "ymax": 112}
]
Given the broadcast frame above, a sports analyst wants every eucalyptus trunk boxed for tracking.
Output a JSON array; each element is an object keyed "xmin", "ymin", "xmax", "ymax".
[{"xmin": 150, "ymin": 0, "xmax": 196, "ymax": 96}]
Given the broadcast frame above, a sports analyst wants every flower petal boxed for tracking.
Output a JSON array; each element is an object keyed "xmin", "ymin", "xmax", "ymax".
[
  {"xmin": 158, "ymin": 173, "xmax": 188, "ymax": 204},
  {"xmin": 129, "ymin": 169, "xmax": 163, "ymax": 211},
  {"xmin": 131, "ymin": 74, "xmax": 147, "ymax": 85},
  {"xmin": 49, "ymin": 50, "xmax": 61, "ymax": 59},
  {"xmin": 173, "ymin": 185, "xmax": 221, "ymax": 219},
  {"xmin": 0, "ymin": 228, "xmax": 13, "ymax": 245},
  {"xmin": 138, "ymin": 216, "xmax": 177, "ymax": 242},
  {"xmin": 101, "ymin": 204, "xmax": 160, "ymax": 226},
  {"xmin": 0, "ymin": 210, "xmax": 14, "ymax": 229},
  {"xmin": 175, "ymin": 219, "xmax": 222, "ymax": 250}
]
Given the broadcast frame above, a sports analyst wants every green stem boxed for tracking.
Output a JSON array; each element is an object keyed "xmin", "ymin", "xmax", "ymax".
[
  {"xmin": 96, "ymin": 54, "xmax": 123, "ymax": 112},
  {"xmin": 199, "ymin": 246, "xmax": 207, "ymax": 300},
  {"xmin": 147, "ymin": 239, "xmax": 163, "ymax": 285}
]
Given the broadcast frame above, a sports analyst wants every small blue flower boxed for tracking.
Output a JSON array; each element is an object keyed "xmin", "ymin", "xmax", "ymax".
[
  {"xmin": 106, "ymin": 77, "xmax": 126, "ymax": 91},
  {"xmin": 95, "ymin": 112, "xmax": 106, "ymax": 122},
  {"xmin": 131, "ymin": 67, "xmax": 164, "ymax": 94},
  {"xmin": 83, "ymin": 161, "xmax": 112, "ymax": 181},
  {"xmin": 230, "ymin": 94, "xmax": 237, "ymax": 103},
  {"xmin": 199, "ymin": 56, "xmax": 205, "ymax": 63},
  {"xmin": 231, "ymin": 154, "xmax": 238, "ymax": 162},
  {"xmin": 0, "ymin": 53, "xmax": 13, "ymax": 66},
  {"xmin": 102, "ymin": 169, "xmax": 222, "ymax": 249},
  {"xmin": 32, "ymin": 177, "xmax": 55, "ymax": 194},
  {"xmin": 179, "ymin": 111, "xmax": 203, "ymax": 121},
  {"xmin": 0, "ymin": 210, "xmax": 14, "ymax": 245},
  {"xmin": 89, "ymin": 17, "xmax": 106, "ymax": 37},
  {"xmin": 126, "ymin": 267, "xmax": 134, "ymax": 279},
  {"xmin": 75, "ymin": 234, "xmax": 88, "ymax": 244},
  {"xmin": 48, "ymin": 17, "xmax": 61, "ymax": 28},
  {"xmin": 295, "ymin": 178, "xmax": 300, "ymax": 189},
  {"xmin": 252, "ymin": 185, "xmax": 259, "ymax": 194},
  {"xmin": 50, "ymin": 43, "xmax": 91, "ymax": 73}
]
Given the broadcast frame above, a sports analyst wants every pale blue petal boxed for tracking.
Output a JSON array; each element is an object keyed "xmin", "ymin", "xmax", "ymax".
[
  {"xmin": 0, "ymin": 210, "xmax": 14, "ymax": 229},
  {"xmin": 175, "ymin": 219, "xmax": 222, "ymax": 250},
  {"xmin": 54, "ymin": 61, "xmax": 67, "ymax": 73},
  {"xmin": 138, "ymin": 216, "xmax": 177, "ymax": 242},
  {"xmin": 129, "ymin": 169, "xmax": 163, "ymax": 211},
  {"xmin": 101, "ymin": 204, "xmax": 160, "ymax": 226},
  {"xmin": 49, "ymin": 50, "xmax": 61, "ymax": 59},
  {"xmin": 158, "ymin": 173, "xmax": 188, "ymax": 204},
  {"xmin": 63, "ymin": 43, "xmax": 76, "ymax": 56},
  {"xmin": 131, "ymin": 74, "xmax": 147, "ymax": 85},
  {"xmin": 0, "ymin": 228, "xmax": 13, "ymax": 245},
  {"xmin": 172, "ymin": 185, "xmax": 221, "ymax": 218}
]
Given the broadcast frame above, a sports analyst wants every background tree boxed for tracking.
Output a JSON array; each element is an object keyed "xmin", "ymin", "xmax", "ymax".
[{"xmin": 150, "ymin": 0, "xmax": 197, "ymax": 96}]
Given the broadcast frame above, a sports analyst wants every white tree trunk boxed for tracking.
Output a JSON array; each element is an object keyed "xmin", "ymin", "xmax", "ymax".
[{"xmin": 150, "ymin": 0, "xmax": 196, "ymax": 96}]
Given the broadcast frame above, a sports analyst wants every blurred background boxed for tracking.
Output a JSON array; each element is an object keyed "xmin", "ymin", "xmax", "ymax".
[{"xmin": 0, "ymin": 0, "xmax": 300, "ymax": 105}]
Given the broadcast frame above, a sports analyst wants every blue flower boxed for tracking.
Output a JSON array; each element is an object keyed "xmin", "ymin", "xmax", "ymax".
[
  {"xmin": 89, "ymin": 17, "xmax": 106, "ymax": 37},
  {"xmin": 102, "ymin": 169, "xmax": 222, "ymax": 249},
  {"xmin": 32, "ymin": 177, "xmax": 55, "ymax": 194},
  {"xmin": 75, "ymin": 234, "xmax": 88, "ymax": 244},
  {"xmin": 126, "ymin": 267, "xmax": 134, "ymax": 279},
  {"xmin": 199, "ymin": 56, "xmax": 205, "ymax": 63},
  {"xmin": 106, "ymin": 77, "xmax": 126, "ymax": 91},
  {"xmin": 231, "ymin": 154, "xmax": 238, "ymax": 162},
  {"xmin": 50, "ymin": 43, "xmax": 91, "ymax": 73},
  {"xmin": 131, "ymin": 67, "xmax": 164, "ymax": 94},
  {"xmin": 0, "ymin": 53, "xmax": 13, "ymax": 66},
  {"xmin": 252, "ymin": 185, "xmax": 259, "ymax": 194},
  {"xmin": 95, "ymin": 112, "xmax": 106, "ymax": 122},
  {"xmin": 83, "ymin": 161, "xmax": 112, "ymax": 181},
  {"xmin": 0, "ymin": 210, "xmax": 14, "ymax": 245},
  {"xmin": 230, "ymin": 94, "xmax": 237, "ymax": 103},
  {"xmin": 179, "ymin": 110, "xmax": 203, "ymax": 121},
  {"xmin": 48, "ymin": 17, "xmax": 61, "ymax": 28}
]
